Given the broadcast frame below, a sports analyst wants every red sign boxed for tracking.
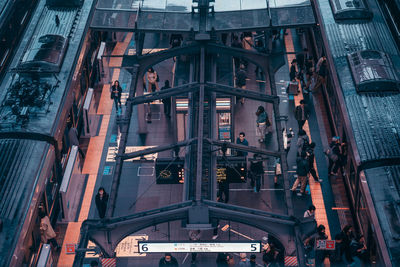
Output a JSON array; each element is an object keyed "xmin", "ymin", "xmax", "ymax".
[
  {"xmin": 316, "ymin": 240, "xmax": 336, "ymax": 250},
  {"xmin": 65, "ymin": 243, "xmax": 76, "ymax": 254}
]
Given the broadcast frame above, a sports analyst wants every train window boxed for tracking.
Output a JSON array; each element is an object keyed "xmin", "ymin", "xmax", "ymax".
[
  {"xmin": 45, "ymin": 168, "xmax": 58, "ymax": 214},
  {"xmin": 329, "ymin": 0, "xmax": 372, "ymax": 20},
  {"xmin": 350, "ymin": 162, "xmax": 356, "ymax": 192},
  {"xmin": 347, "ymin": 50, "xmax": 400, "ymax": 92}
]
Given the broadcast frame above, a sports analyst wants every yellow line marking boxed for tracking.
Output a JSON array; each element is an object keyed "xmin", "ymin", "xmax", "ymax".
[{"xmin": 284, "ymin": 30, "xmax": 331, "ymax": 239}]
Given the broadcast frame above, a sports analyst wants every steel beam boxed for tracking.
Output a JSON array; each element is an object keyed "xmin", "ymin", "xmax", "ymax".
[
  {"xmin": 205, "ymin": 138, "xmax": 281, "ymax": 158},
  {"xmin": 127, "ymin": 83, "xmax": 199, "ymax": 105},
  {"xmin": 118, "ymin": 138, "xmax": 197, "ymax": 160},
  {"xmin": 205, "ymin": 82, "xmax": 278, "ymax": 103},
  {"xmin": 195, "ymin": 46, "xmax": 205, "ymax": 201}
]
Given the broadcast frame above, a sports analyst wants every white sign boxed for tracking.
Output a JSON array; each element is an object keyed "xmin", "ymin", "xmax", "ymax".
[{"xmin": 138, "ymin": 241, "xmax": 261, "ymax": 253}]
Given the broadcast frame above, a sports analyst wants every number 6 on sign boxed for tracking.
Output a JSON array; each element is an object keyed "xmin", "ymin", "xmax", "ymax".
[{"xmin": 140, "ymin": 244, "xmax": 148, "ymax": 252}]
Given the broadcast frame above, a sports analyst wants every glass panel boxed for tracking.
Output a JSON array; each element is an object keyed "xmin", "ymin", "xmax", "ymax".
[{"xmin": 269, "ymin": 0, "xmax": 310, "ymax": 8}]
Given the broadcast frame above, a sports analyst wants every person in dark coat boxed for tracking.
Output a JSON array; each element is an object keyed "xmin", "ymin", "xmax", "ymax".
[
  {"xmin": 304, "ymin": 225, "xmax": 328, "ymax": 267},
  {"xmin": 161, "ymin": 80, "xmax": 171, "ymax": 117},
  {"xmin": 290, "ymin": 151, "xmax": 310, "ymax": 196},
  {"xmin": 236, "ymin": 64, "xmax": 247, "ymax": 104},
  {"xmin": 236, "ymin": 132, "xmax": 249, "ymax": 157},
  {"xmin": 159, "ymin": 253, "xmax": 179, "ymax": 267},
  {"xmin": 250, "ymin": 154, "xmax": 264, "ymax": 192},
  {"xmin": 95, "ymin": 187, "xmax": 109, "ymax": 219},
  {"xmin": 294, "ymin": 100, "xmax": 310, "ymax": 131},
  {"xmin": 111, "ymin": 80, "xmax": 122, "ymax": 112},
  {"xmin": 327, "ymin": 137, "xmax": 341, "ymax": 176},
  {"xmin": 216, "ymin": 253, "xmax": 229, "ymax": 267},
  {"xmin": 306, "ymin": 142, "xmax": 321, "ymax": 182},
  {"xmin": 217, "ymin": 178, "xmax": 229, "ymax": 203},
  {"xmin": 289, "ymin": 59, "xmax": 297, "ymax": 81}
]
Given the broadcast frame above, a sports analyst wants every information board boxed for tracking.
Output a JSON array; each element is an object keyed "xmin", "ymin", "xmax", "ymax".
[{"xmin": 138, "ymin": 241, "xmax": 261, "ymax": 253}]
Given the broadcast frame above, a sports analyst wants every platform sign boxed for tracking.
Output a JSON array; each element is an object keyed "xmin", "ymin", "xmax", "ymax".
[
  {"xmin": 65, "ymin": 243, "xmax": 76, "ymax": 254},
  {"xmin": 316, "ymin": 240, "xmax": 335, "ymax": 250},
  {"xmin": 138, "ymin": 241, "xmax": 261, "ymax": 253}
]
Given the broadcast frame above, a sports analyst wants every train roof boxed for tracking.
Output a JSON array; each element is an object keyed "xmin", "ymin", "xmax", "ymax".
[
  {"xmin": 316, "ymin": 0, "xmax": 400, "ymax": 264},
  {"xmin": 0, "ymin": 0, "xmax": 93, "ymax": 136},
  {"xmin": 365, "ymin": 166, "xmax": 400, "ymax": 265},
  {"xmin": 0, "ymin": 138, "xmax": 49, "ymax": 266},
  {"xmin": 317, "ymin": 0, "xmax": 400, "ymax": 164}
]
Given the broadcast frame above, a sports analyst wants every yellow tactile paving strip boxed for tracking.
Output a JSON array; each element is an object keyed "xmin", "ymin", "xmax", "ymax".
[
  {"xmin": 284, "ymin": 30, "xmax": 331, "ymax": 239},
  {"xmin": 57, "ymin": 33, "xmax": 133, "ymax": 266}
]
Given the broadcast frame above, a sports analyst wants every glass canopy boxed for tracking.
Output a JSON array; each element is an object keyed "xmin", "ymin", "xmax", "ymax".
[{"xmin": 96, "ymin": 0, "xmax": 311, "ymax": 11}]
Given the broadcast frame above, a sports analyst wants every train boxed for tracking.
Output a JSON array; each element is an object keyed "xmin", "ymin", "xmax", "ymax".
[
  {"xmin": 312, "ymin": 0, "xmax": 400, "ymax": 265},
  {"xmin": 0, "ymin": 0, "xmax": 101, "ymax": 265},
  {"xmin": 0, "ymin": 0, "xmax": 39, "ymax": 77}
]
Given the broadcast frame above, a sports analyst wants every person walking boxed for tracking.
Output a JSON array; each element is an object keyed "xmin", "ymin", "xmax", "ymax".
[
  {"xmin": 291, "ymin": 151, "xmax": 310, "ymax": 196},
  {"xmin": 159, "ymin": 253, "xmax": 179, "ymax": 267},
  {"xmin": 256, "ymin": 106, "xmax": 270, "ymax": 143},
  {"xmin": 236, "ymin": 64, "xmax": 247, "ymax": 104},
  {"xmin": 306, "ymin": 142, "xmax": 322, "ymax": 183},
  {"xmin": 95, "ymin": 187, "xmax": 109, "ymax": 219},
  {"xmin": 111, "ymin": 80, "xmax": 122, "ymax": 112},
  {"xmin": 304, "ymin": 205, "xmax": 316, "ymax": 218},
  {"xmin": 161, "ymin": 80, "xmax": 171, "ymax": 118},
  {"xmin": 304, "ymin": 225, "xmax": 328, "ymax": 267},
  {"xmin": 236, "ymin": 132, "xmax": 249, "ymax": 157},
  {"xmin": 39, "ymin": 211, "xmax": 60, "ymax": 250},
  {"xmin": 250, "ymin": 154, "xmax": 264, "ymax": 192},
  {"xmin": 294, "ymin": 100, "xmax": 310, "ymax": 132}
]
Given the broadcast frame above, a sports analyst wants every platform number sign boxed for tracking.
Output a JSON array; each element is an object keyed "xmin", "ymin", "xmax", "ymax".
[
  {"xmin": 316, "ymin": 240, "xmax": 335, "ymax": 250},
  {"xmin": 138, "ymin": 241, "xmax": 261, "ymax": 253}
]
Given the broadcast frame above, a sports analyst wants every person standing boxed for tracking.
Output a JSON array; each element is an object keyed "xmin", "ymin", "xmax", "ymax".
[
  {"xmin": 95, "ymin": 187, "xmax": 109, "ymax": 219},
  {"xmin": 236, "ymin": 132, "xmax": 249, "ymax": 157},
  {"xmin": 249, "ymin": 254, "xmax": 257, "ymax": 267},
  {"xmin": 283, "ymin": 127, "xmax": 294, "ymax": 154},
  {"xmin": 161, "ymin": 80, "xmax": 171, "ymax": 118},
  {"xmin": 294, "ymin": 100, "xmax": 310, "ymax": 132},
  {"xmin": 256, "ymin": 106, "xmax": 270, "ymax": 143},
  {"xmin": 236, "ymin": 64, "xmax": 247, "ymax": 104},
  {"xmin": 304, "ymin": 225, "xmax": 328, "ymax": 267},
  {"xmin": 217, "ymin": 178, "xmax": 229, "ymax": 203},
  {"xmin": 39, "ymin": 211, "xmax": 60, "ymax": 250},
  {"xmin": 307, "ymin": 142, "xmax": 322, "ymax": 183},
  {"xmin": 250, "ymin": 154, "xmax": 264, "ymax": 192},
  {"xmin": 274, "ymin": 157, "xmax": 282, "ymax": 187},
  {"xmin": 159, "ymin": 253, "xmax": 179, "ymax": 267},
  {"xmin": 216, "ymin": 253, "xmax": 229, "ymax": 267},
  {"xmin": 289, "ymin": 59, "xmax": 297, "ymax": 82},
  {"xmin": 326, "ymin": 137, "xmax": 341, "ymax": 176},
  {"xmin": 143, "ymin": 68, "xmax": 159, "ymax": 122},
  {"xmin": 239, "ymin": 253, "xmax": 250, "ymax": 266},
  {"xmin": 189, "ymin": 230, "xmax": 201, "ymax": 264},
  {"xmin": 296, "ymin": 129, "xmax": 310, "ymax": 156},
  {"xmin": 304, "ymin": 205, "xmax": 316, "ymax": 218},
  {"xmin": 291, "ymin": 151, "xmax": 310, "ymax": 196},
  {"xmin": 111, "ymin": 80, "xmax": 122, "ymax": 112}
]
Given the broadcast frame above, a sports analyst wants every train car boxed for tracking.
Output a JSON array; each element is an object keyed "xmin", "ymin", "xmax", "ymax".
[
  {"xmin": 0, "ymin": 0, "xmax": 39, "ymax": 77},
  {"xmin": 313, "ymin": 0, "xmax": 400, "ymax": 265},
  {"xmin": 378, "ymin": 0, "xmax": 400, "ymax": 47},
  {"xmin": 0, "ymin": 0, "xmax": 100, "ymax": 265}
]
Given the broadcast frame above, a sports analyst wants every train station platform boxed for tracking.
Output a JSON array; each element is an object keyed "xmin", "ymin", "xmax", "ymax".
[{"xmin": 57, "ymin": 28, "xmax": 355, "ymax": 267}]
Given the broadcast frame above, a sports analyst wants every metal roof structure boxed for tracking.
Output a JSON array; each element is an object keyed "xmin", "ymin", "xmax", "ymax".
[{"xmin": 90, "ymin": 0, "xmax": 315, "ymax": 31}]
